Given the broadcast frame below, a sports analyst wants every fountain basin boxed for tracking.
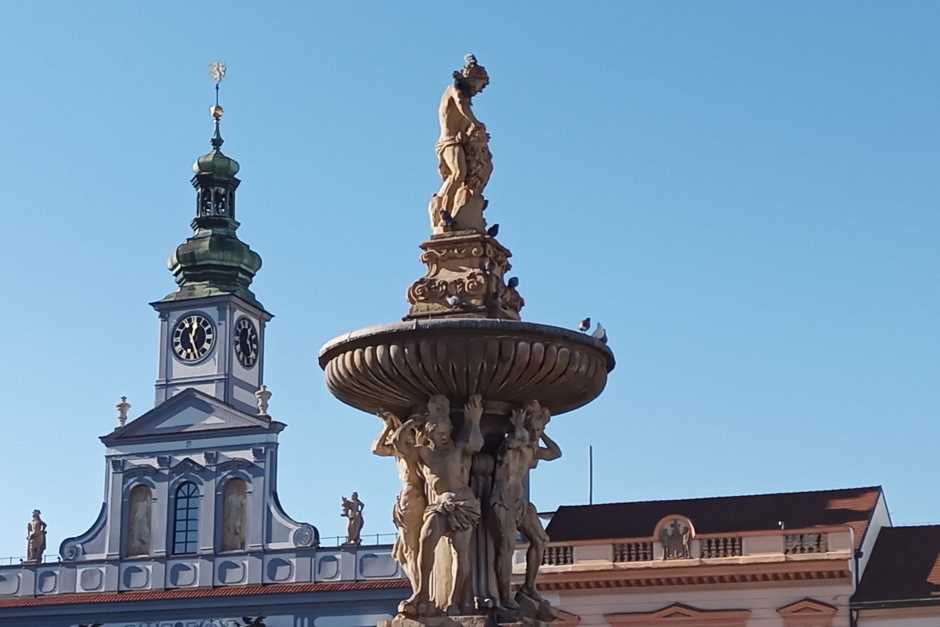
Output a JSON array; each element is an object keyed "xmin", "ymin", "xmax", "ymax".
[{"xmin": 318, "ymin": 318, "xmax": 615, "ymax": 416}]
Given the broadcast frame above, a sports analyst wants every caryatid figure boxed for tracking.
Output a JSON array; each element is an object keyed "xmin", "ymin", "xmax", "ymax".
[
  {"xmin": 490, "ymin": 401, "xmax": 561, "ymax": 610},
  {"xmin": 428, "ymin": 55, "xmax": 492, "ymax": 232},
  {"xmin": 26, "ymin": 510, "xmax": 47, "ymax": 563},
  {"xmin": 372, "ymin": 410, "xmax": 427, "ymax": 588},
  {"xmin": 399, "ymin": 394, "xmax": 484, "ymax": 618}
]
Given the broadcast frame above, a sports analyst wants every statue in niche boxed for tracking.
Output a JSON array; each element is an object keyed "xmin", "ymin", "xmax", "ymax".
[
  {"xmin": 490, "ymin": 400, "xmax": 561, "ymax": 614},
  {"xmin": 373, "ymin": 409, "xmax": 427, "ymax": 588},
  {"xmin": 341, "ymin": 492, "xmax": 365, "ymax": 546},
  {"xmin": 398, "ymin": 394, "xmax": 484, "ymax": 618},
  {"xmin": 428, "ymin": 55, "xmax": 492, "ymax": 233},
  {"xmin": 25, "ymin": 509, "xmax": 47, "ymax": 563},
  {"xmin": 660, "ymin": 519, "xmax": 692, "ymax": 559}
]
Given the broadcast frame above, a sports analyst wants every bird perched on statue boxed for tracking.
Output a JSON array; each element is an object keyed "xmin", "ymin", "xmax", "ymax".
[
  {"xmin": 446, "ymin": 295, "xmax": 462, "ymax": 307},
  {"xmin": 578, "ymin": 317, "xmax": 591, "ymax": 332},
  {"xmin": 507, "ymin": 276, "xmax": 519, "ymax": 288},
  {"xmin": 486, "ymin": 223, "xmax": 500, "ymax": 237},
  {"xmin": 592, "ymin": 322, "xmax": 608, "ymax": 344}
]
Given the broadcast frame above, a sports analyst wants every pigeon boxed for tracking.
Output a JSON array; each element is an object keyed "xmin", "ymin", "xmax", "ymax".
[
  {"xmin": 592, "ymin": 322, "xmax": 608, "ymax": 344},
  {"xmin": 507, "ymin": 276, "xmax": 519, "ymax": 289},
  {"xmin": 446, "ymin": 295, "xmax": 462, "ymax": 307},
  {"xmin": 578, "ymin": 317, "xmax": 591, "ymax": 332},
  {"xmin": 486, "ymin": 223, "xmax": 500, "ymax": 237}
]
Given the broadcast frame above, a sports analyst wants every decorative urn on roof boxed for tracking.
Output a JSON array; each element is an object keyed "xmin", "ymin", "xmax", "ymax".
[{"xmin": 318, "ymin": 55, "xmax": 615, "ymax": 627}]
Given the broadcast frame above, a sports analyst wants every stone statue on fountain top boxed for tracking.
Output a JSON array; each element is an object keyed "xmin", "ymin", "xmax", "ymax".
[{"xmin": 428, "ymin": 54, "xmax": 492, "ymax": 234}]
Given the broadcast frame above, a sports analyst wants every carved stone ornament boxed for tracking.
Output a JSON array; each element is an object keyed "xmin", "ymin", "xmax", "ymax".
[
  {"xmin": 292, "ymin": 523, "xmax": 318, "ymax": 548},
  {"xmin": 406, "ymin": 232, "xmax": 524, "ymax": 320},
  {"xmin": 658, "ymin": 518, "xmax": 694, "ymax": 560}
]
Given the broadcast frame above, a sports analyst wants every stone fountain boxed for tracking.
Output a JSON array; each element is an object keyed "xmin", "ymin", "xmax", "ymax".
[{"xmin": 318, "ymin": 55, "xmax": 615, "ymax": 627}]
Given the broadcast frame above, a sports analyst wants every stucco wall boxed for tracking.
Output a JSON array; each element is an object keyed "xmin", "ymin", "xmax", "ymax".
[{"xmin": 552, "ymin": 582, "xmax": 853, "ymax": 627}]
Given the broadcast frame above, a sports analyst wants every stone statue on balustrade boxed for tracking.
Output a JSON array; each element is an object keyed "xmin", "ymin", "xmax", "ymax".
[
  {"xmin": 341, "ymin": 492, "xmax": 365, "ymax": 546},
  {"xmin": 490, "ymin": 401, "xmax": 561, "ymax": 618},
  {"xmin": 25, "ymin": 510, "xmax": 47, "ymax": 563},
  {"xmin": 373, "ymin": 409, "xmax": 428, "ymax": 589},
  {"xmin": 397, "ymin": 394, "xmax": 484, "ymax": 618},
  {"xmin": 428, "ymin": 54, "xmax": 493, "ymax": 233}
]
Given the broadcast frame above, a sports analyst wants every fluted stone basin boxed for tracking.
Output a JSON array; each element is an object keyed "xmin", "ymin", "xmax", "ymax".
[{"xmin": 318, "ymin": 319, "xmax": 615, "ymax": 417}]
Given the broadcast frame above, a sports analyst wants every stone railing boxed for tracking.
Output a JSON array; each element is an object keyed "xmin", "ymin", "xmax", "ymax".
[
  {"xmin": 541, "ymin": 545, "xmax": 574, "ymax": 565},
  {"xmin": 613, "ymin": 540, "xmax": 653, "ymax": 562},
  {"xmin": 700, "ymin": 535, "xmax": 744, "ymax": 558},
  {"xmin": 515, "ymin": 529, "xmax": 852, "ymax": 573},
  {"xmin": 784, "ymin": 532, "xmax": 828, "ymax": 554}
]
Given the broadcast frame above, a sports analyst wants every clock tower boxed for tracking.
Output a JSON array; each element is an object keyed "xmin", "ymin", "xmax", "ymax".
[{"xmin": 151, "ymin": 69, "xmax": 270, "ymax": 415}]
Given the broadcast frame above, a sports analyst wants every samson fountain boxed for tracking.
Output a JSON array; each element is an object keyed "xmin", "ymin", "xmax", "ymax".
[{"xmin": 318, "ymin": 55, "xmax": 615, "ymax": 627}]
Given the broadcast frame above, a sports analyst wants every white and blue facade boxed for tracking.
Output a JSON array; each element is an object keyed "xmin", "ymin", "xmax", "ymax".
[{"xmin": 0, "ymin": 107, "xmax": 405, "ymax": 626}]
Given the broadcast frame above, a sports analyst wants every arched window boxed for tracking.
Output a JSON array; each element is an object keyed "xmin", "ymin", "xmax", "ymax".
[
  {"xmin": 126, "ymin": 485, "xmax": 152, "ymax": 556},
  {"xmin": 221, "ymin": 478, "xmax": 248, "ymax": 551},
  {"xmin": 173, "ymin": 482, "xmax": 199, "ymax": 554}
]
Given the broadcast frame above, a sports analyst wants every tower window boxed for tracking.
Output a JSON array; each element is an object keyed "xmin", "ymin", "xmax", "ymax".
[{"xmin": 172, "ymin": 482, "xmax": 200, "ymax": 554}]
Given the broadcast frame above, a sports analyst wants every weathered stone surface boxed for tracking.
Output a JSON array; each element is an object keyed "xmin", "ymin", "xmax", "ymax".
[
  {"xmin": 406, "ymin": 232, "xmax": 523, "ymax": 321},
  {"xmin": 319, "ymin": 319, "xmax": 614, "ymax": 418}
]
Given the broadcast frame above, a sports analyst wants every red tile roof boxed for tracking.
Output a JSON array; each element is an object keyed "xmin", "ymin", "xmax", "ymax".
[
  {"xmin": 0, "ymin": 578, "xmax": 410, "ymax": 608},
  {"xmin": 546, "ymin": 486, "xmax": 881, "ymax": 549},
  {"xmin": 854, "ymin": 525, "xmax": 940, "ymax": 605}
]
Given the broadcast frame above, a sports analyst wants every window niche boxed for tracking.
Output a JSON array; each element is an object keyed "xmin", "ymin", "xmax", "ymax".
[
  {"xmin": 221, "ymin": 478, "xmax": 248, "ymax": 551},
  {"xmin": 126, "ymin": 484, "xmax": 152, "ymax": 557}
]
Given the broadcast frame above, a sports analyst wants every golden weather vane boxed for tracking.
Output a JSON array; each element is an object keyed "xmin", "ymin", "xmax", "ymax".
[{"xmin": 209, "ymin": 60, "xmax": 227, "ymax": 121}]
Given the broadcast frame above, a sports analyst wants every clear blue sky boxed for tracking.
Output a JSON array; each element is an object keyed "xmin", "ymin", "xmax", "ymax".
[{"xmin": 0, "ymin": 1, "xmax": 937, "ymax": 557}]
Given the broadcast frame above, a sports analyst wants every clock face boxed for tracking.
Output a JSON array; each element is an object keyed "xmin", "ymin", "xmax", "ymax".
[
  {"xmin": 172, "ymin": 314, "xmax": 215, "ymax": 362},
  {"xmin": 233, "ymin": 317, "xmax": 259, "ymax": 368}
]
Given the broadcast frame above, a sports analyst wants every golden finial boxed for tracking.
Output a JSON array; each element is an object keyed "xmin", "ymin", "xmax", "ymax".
[{"xmin": 209, "ymin": 60, "xmax": 226, "ymax": 120}]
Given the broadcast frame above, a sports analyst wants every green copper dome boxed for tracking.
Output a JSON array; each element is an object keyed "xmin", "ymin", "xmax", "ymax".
[
  {"xmin": 193, "ymin": 149, "xmax": 240, "ymax": 178},
  {"xmin": 158, "ymin": 109, "xmax": 265, "ymax": 310}
]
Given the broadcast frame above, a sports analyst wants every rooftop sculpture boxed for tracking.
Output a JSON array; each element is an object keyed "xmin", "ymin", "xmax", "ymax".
[{"xmin": 319, "ymin": 55, "xmax": 615, "ymax": 627}]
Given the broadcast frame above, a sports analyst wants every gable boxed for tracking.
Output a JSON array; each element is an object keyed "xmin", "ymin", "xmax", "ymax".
[{"xmin": 102, "ymin": 388, "xmax": 277, "ymax": 444}]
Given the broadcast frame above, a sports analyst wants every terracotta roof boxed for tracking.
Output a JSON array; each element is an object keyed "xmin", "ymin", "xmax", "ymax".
[
  {"xmin": 546, "ymin": 486, "xmax": 881, "ymax": 549},
  {"xmin": 0, "ymin": 578, "xmax": 410, "ymax": 608},
  {"xmin": 854, "ymin": 525, "xmax": 940, "ymax": 605}
]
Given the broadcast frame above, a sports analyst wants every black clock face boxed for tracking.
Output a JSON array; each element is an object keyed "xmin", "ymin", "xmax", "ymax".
[
  {"xmin": 172, "ymin": 314, "xmax": 215, "ymax": 362},
  {"xmin": 234, "ymin": 317, "xmax": 259, "ymax": 368}
]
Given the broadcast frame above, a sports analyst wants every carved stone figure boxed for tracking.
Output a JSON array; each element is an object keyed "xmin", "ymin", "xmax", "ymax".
[
  {"xmin": 428, "ymin": 55, "xmax": 492, "ymax": 233},
  {"xmin": 490, "ymin": 401, "xmax": 561, "ymax": 614},
  {"xmin": 25, "ymin": 510, "xmax": 47, "ymax": 563},
  {"xmin": 398, "ymin": 394, "xmax": 484, "ymax": 618},
  {"xmin": 341, "ymin": 492, "xmax": 365, "ymax": 545},
  {"xmin": 660, "ymin": 519, "xmax": 692, "ymax": 559},
  {"xmin": 373, "ymin": 409, "xmax": 427, "ymax": 588}
]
